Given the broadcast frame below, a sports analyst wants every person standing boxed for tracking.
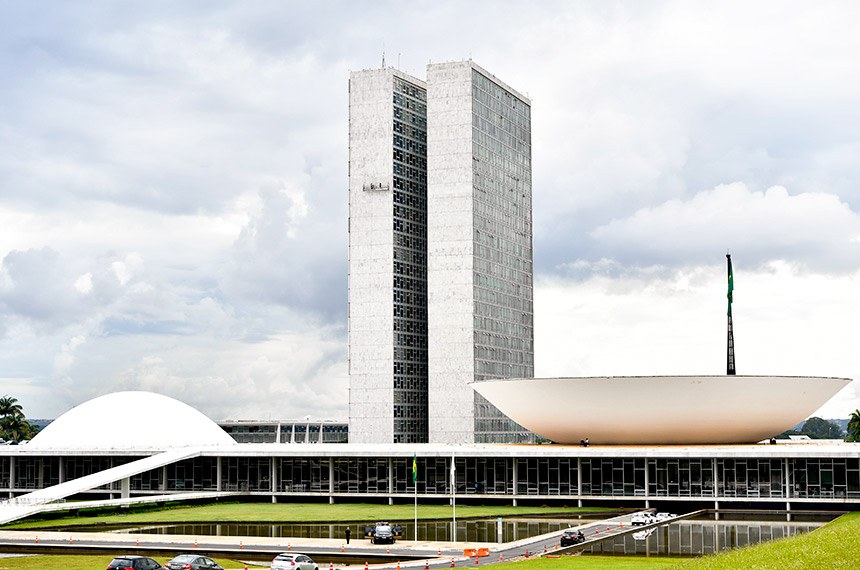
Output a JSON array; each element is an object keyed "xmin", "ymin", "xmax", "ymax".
[{"xmin": 345, "ymin": 526, "xmax": 351, "ymax": 544}]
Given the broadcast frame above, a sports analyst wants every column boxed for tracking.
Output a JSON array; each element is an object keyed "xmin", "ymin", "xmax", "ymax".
[
  {"xmin": 512, "ymin": 458, "xmax": 518, "ymax": 507},
  {"xmin": 9, "ymin": 456, "xmax": 15, "ymax": 498},
  {"xmin": 216, "ymin": 457, "xmax": 222, "ymax": 492},
  {"xmin": 644, "ymin": 458, "xmax": 650, "ymax": 509},
  {"xmin": 576, "ymin": 457, "xmax": 583, "ymax": 508},
  {"xmin": 271, "ymin": 457, "xmax": 277, "ymax": 503},
  {"xmin": 388, "ymin": 458, "xmax": 394, "ymax": 506},
  {"xmin": 58, "ymin": 457, "xmax": 65, "ymax": 484},
  {"xmin": 329, "ymin": 458, "xmax": 335, "ymax": 504},
  {"xmin": 784, "ymin": 458, "xmax": 792, "ymax": 521}
]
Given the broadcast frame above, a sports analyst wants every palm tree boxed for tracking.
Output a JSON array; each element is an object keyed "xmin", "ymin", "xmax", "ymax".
[
  {"xmin": 1, "ymin": 415, "xmax": 31, "ymax": 441},
  {"xmin": 847, "ymin": 409, "xmax": 860, "ymax": 443},
  {"xmin": 0, "ymin": 395, "xmax": 24, "ymax": 419}
]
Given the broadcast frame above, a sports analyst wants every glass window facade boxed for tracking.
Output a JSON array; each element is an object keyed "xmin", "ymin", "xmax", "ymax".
[
  {"xmin": 391, "ymin": 76, "xmax": 429, "ymax": 444},
  {"xmin": 470, "ymin": 69, "xmax": 534, "ymax": 444}
]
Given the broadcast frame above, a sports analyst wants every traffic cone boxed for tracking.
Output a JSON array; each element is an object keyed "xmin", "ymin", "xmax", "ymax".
[
  {"xmin": 437, "ymin": 548, "xmax": 441, "ymax": 556},
  {"xmin": 499, "ymin": 554, "xmax": 504, "ymax": 562},
  {"xmin": 364, "ymin": 562, "xmax": 368, "ymax": 570},
  {"xmin": 387, "ymin": 547, "xmax": 391, "ymax": 554},
  {"xmin": 474, "ymin": 556, "xmax": 479, "ymax": 565},
  {"xmin": 450, "ymin": 560, "xmax": 455, "ymax": 568},
  {"xmin": 606, "ymin": 527, "xmax": 611, "ymax": 532},
  {"xmin": 330, "ymin": 563, "xmax": 334, "ymax": 570},
  {"xmin": 34, "ymin": 536, "xmax": 38, "ymax": 544},
  {"xmin": 425, "ymin": 561, "xmax": 429, "ymax": 570},
  {"xmin": 136, "ymin": 538, "xmax": 140, "ymax": 546},
  {"xmin": 619, "ymin": 522, "xmax": 623, "ymax": 528},
  {"xmin": 69, "ymin": 537, "xmax": 73, "ymax": 545},
  {"xmin": 244, "ymin": 565, "xmax": 248, "ymax": 570},
  {"xmin": 525, "ymin": 550, "xmax": 529, "ymax": 558},
  {"xmin": 288, "ymin": 544, "xmax": 293, "ymax": 551},
  {"xmin": 397, "ymin": 562, "xmax": 401, "ymax": 570},
  {"xmin": 240, "ymin": 541, "xmax": 244, "ymax": 549},
  {"xmin": 194, "ymin": 539, "xmax": 198, "ymax": 548},
  {"xmin": 543, "ymin": 545, "xmax": 546, "ymax": 554},
  {"xmin": 341, "ymin": 545, "xmax": 345, "ymax": 553}
]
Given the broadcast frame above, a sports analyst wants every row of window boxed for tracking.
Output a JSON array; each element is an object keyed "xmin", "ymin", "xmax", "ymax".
[
  {"xmin": 393, "ymin": 259, "xmax": 427, "ymax": 280},
  {"xmin": 394, "ymin": 77, "xmax": 426, "ymax": 102},
  {"xmin": 474, "ymin": 287, "xmax": 533, "ymax": 315},
  {"xmin": 394, "ymin": 133, "xmax": 427, "ymax": 156},
  {"xmin": 393, "ymin": 203, "xmax": 427, "ymax": 225},
  {"xmin": 393, "ymin": 274, "xmax": 426, "ymax": 293},
  {"xmin": 393, "ymin": 148, "xmax": 427, "ymax": 169},
  {"xmin": 393, "ymin": 120, "xmax": 426, "ymax": 143},
  {"xmin": 472, "ymin": 70, "xmax": 530, "ymax": 118},
  {"xmin": 393, "ymin": 318, "xmax": 428, "ymax": 335},
  {"xmin": 393, "ymin": 159, "xmax": 427, "ymax": 184},
  {"xmin": 393, "ymin": 91, "xmax": 427, "ymax": 115},
  {"xmin": 8, "ymin": 456, "xmax": 857, "ymax": 498}
]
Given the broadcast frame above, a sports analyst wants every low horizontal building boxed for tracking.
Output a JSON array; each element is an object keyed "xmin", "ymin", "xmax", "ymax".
[{"xmin": 2, "ymin": 391, "xmax": 857, "ymax": 525}]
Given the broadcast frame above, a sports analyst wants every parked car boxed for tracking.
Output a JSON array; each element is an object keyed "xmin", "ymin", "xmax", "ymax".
[
  {"xmin": 655, "ymin": 512, "xmax": 677, "ymax": 522},
  {"xmin": 107, "ymin": 556, "xmax": 165, "ymax": 570},
  {"xmin": 165, "ymin": 554, "xmax": 224, "ymax": 570},
  {"xmin": 371, "ymin": 522, "xmax": 396, "ymax": 544},
  {"xmin": 271, "ymin": 553, "xmax": 318, "ymax": 570},
  {"xmin": 630, "ymin": 512, "xmax": 658, "ymax": 526},
  {"xmin": 559, "ymin": 528, "xmax": 586, "ymax": 546}
]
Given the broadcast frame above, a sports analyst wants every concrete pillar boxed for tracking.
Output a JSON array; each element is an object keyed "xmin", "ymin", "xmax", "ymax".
[
  {"xmin": 9, "ymin": 456, "xmax": 15, "ymax": 497},
  {"xmin": 389, "ymin": 458, "xmax": 394, "ymax": 505},
  {"xmin": 216, "ymin": 457, "xmax": 222, "ymax": 492},
  {"xmin": 271, "ymin": 457, "xmax": 277, "ymax": 502},
  {"xmin": 512, "ymin": 457, "xmax": 518, "ymax": 502},
  {"xmin": 786, "ymin": 501, "xmax": 792, "ymax": 522},
  {"xmin": 577, "ymin": 457, "xmax": 583, "ymax": 508},
  {"xmin": 644, "ymin": 457, "xmax": 650, "ymax": 509},
  {"xmin": 58, "ymin": 457, "xmax": 64, "ymax": 484},
  {"xmin": 275, "ymin": 423, "xmax": 281, "ymax": 444},
  {"xmin": 714, "ymin": 500, "xmax": 720, "ymax": 520},
  {"xmin": 329, "ymin": 458, "xmax": 335, "ymax": 504},
  {"xmin": 784, "ymin": 458, "xmax": 791, "ymax": 500},
  {"xmin": 121, "ymin": 477, "xmax": 130, "ymax": 499},
  {"xmin": 161, "ymin": 466, "xmax": 167, "ymax": 492}
]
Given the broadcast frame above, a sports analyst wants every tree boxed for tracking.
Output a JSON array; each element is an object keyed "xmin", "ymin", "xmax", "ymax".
[
  {"xmin": 0, "ymin": 395, "xmax": 23, "ymax": 419},
  {"xmin": 0, "ymin": 414, "xmax": 32, "ymax": 441},
  {"xmin": 800, "ymin": 417, "xmax": 844, "ymax": 439},
  {"xmin": 847, "ymin": 410, "xmax": 860, "ymax": 443}
]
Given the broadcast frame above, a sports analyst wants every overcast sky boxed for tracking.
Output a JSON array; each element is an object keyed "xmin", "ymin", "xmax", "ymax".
[{"xmin": 1, "ymin": 1, "xmax": 858, "ymax": 422}]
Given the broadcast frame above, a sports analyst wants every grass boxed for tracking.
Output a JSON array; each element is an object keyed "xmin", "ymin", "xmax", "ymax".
[
  {"xmin": 3, "ymin": 502, "xmax": 613, "ymax": 530},
  {"xmin": 0, "ymin": 555, "xmax": 264, "ymax": 570}
]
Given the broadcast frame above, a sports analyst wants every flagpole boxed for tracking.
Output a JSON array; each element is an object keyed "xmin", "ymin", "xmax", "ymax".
[
  {"xmin": 451, "ymin": 454, "xmax": 457, "ymax": 543},
  {"xmin": 726, "ymin": 253, "xmax": 736, "ymax": 375}
]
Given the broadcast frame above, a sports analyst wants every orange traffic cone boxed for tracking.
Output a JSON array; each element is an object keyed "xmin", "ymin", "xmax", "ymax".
[
  {"xmin": 34, "ymin": 536, "xmax": 38, "ymax": 544},
  {"xmin": 288, "ymin": 544, "xmax": 293, "ymax": 551},
  {"xmin": 474, "ymin": 556, "xmax": 479, "ymax": 565},
  {"xmin": 525, "ymin": 550, "xmax": 529, "ymax": 558},
  {"xmin": 68, "ymin": 537, "xmax": 73, "ymax": 545},
  {"xmin": 499, "ymin": 554, "xmax": 504, "ymax": 562},
  {"xmin": 364, "ymin": 562, "xmax": 368, "ymax": 570},
  {"xmin": 194, "ymin": 539, "xmax": 198, "ymax": 548},
  {"xmin": 425, "ymin": 561, "xmax": 429, "ymax": 570},
  {"xmin": 329, "ymin": 563, "xmax": 333, "ymax": 570},
  {"xmin": 341, "ymin": 545, "xmax": 345, "ymax": 553},
  {"xmin": 450, "ymin": 560, "xmax": 455, "ymax": 568},
  {"xmin": 387, "ymin": 547, "xmax": 391, "ymax": 554}
]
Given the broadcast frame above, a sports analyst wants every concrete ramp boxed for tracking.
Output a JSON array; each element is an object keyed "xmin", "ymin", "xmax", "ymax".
[{"xmin": 0, "ymin": 448, "xmax": 210, "ymax": 524}]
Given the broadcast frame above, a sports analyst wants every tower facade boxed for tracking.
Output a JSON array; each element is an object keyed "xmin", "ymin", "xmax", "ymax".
[
  {"xmin": 426, "ymin": 61, "xmax": 534, "ymax": 444},
  {"xmin": 348, "ymin": 68, "xmax": 429, "ymax": 444},
  {"xmin": 348, "ymin": 61, "xmax": 533, "ymax": 444}
]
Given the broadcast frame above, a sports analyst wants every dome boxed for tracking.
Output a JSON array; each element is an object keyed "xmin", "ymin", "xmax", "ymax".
[
  {"xmin": 27, "ymin": 391, "xmax": 236, "ymax": 450},
  {"xmin": 473, "ymin": 375, "xmax": 852, "ymax": 445}
]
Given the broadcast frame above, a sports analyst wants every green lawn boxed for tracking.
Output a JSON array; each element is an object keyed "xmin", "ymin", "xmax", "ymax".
[
  {"xmin": 4, "ymin": 502, "xmax": 613, "ymax": 530},
  {"xmin": 498, "ymin": 555, "xmax": 677, "ymax": 569}
]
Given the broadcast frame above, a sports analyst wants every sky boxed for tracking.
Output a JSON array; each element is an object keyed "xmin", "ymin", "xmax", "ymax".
[{"xmin": 1, "ymin": 1, "xmax": 859, "ymax": 422}]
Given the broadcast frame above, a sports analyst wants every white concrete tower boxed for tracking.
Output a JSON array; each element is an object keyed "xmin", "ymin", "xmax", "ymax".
[
  {"xmin": 348, "ymin": 68, "xmax": 429, "ymax": 444},
  {"xmin": 426, "ymin": 61, "xmax": 534, "ymax": 444}
]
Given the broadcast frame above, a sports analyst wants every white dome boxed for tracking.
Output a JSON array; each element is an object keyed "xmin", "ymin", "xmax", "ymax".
[{"xmin": 28, "ymin": 391, "xmax": 236, "ymax": 450}]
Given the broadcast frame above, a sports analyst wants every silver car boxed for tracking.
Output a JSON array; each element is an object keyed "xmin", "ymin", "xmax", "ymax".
[
  {"xmin": 271, "ymin": 553, "xmax": 318, "ymax": 570},
  {"xmin": 165, "ymin": 554, "xmax": 224, "ymax": 570}
]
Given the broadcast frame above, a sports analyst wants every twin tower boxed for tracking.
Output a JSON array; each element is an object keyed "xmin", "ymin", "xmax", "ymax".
[{"xmin": 348, "ymin": 60, "xmax": 534, "ymax": 444}]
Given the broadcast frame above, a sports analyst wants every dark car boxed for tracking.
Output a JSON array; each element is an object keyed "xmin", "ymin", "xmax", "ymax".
[
  {"xmin": 559, "ymin": 528, "xmax": 585, "ymax": 547},
  {"xmin": 107, "ymin": 556, "xmax": 165, "ymax": 570},
  {"xmin": 371, "ymin": 523, "xmax": 396, "ymax": 544},
  {"xmin": 166, "ymin": 554, "xmax": 224, "ymax": 570}
]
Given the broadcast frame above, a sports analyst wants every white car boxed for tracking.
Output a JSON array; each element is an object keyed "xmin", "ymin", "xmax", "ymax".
[
  {"xmin": 271, "ymin": 553, "xmax": 318, "ymax": 570},
  {"xmin": 630, "ymin": 512, "xmax": 658, "ymax": 526},
  {"xmin": 655, "ymin": 512, "xmax": 676, "ymax": 522}
]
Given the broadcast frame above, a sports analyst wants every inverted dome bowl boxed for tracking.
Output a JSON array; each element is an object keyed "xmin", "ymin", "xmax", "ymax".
[{"xmin": 472, "ymin": 376, "xmax": 851, "ymax": 445}]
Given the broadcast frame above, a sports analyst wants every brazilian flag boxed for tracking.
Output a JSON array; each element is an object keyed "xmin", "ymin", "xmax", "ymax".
[
  {"xmin": 727, "ymin": 255, "xmax": 734, "ymax": 316},
  {"xmin": 412, "ymin": 454, "xmax": 417, "ymax": 483}
]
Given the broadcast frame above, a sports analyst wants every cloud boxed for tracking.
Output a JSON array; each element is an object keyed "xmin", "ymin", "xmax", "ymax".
[{"xmin": 565, "ymin": 183, "xmax": 860, "ymax": 273}]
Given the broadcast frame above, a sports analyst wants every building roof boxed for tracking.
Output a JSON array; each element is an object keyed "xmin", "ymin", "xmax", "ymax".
[{"xmin": 26, "ymin": 391, "xmax": 236, "ymax": 450}]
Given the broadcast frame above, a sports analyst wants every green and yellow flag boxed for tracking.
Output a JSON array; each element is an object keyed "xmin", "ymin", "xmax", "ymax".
[
  {"xmin": 412, "ymin": 454, "xmax": 417, "ymax": 483},
  {"xmin": 727, "ymin": 255, "xmax": 734, "ymax": 316}
]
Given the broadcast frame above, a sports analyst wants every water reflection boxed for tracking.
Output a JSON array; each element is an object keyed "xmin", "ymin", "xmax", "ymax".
[
  {"xmin": 127, "ymin": 517, "xmax": 599, "ymax": 543},
  {"xmin": 585, "ymin": 519, "xmax": 822, "ymax": 557}
]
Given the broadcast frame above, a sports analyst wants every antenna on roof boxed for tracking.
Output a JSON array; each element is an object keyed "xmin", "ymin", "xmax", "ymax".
[{"xmin": 382, "ymin": 42, "xmax": 386, "ymax": 68}]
